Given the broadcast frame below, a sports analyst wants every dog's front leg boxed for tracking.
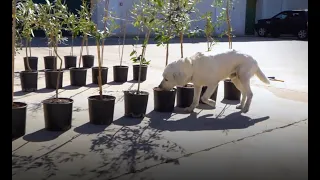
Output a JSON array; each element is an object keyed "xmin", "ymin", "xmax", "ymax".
[
  {"xmin": 184, "ymin": 85, "xmax": 202, "ymax": 113},
  {"xmin": 201, "ymin": 83, "xmax": 219, "ymax": 108}
]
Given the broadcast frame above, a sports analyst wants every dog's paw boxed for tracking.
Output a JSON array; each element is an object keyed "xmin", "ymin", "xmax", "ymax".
[
  {"xmin": 236, "ymin": 104, "xmax": 242, "ymax": 109},
  {"xmin": 184, "ymin": 106, "xmax": 195, "ymax": 113},
  {"xmin": 241, "ymin": 107, "xmax": 249, "ymax": 113}
]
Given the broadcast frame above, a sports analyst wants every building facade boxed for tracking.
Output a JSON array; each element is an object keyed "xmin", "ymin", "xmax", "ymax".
[
  {"xmin": 31, "ymin": 0, "xmax": 308, "ymax": 37},
  {"xmin": 92, "ymin": 0, "xmax": 307, "ymax": 36}
]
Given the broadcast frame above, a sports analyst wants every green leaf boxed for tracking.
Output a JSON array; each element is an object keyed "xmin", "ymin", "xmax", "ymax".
[{"xmin": 130, "ymin": 50, "xmax": 136, "ymax": 56}]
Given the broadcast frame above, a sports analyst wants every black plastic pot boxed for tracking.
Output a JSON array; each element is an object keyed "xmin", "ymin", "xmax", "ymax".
[
  {"xmin": 113, "ymin": 65, "xmax": 129, "ymax": 82},
  {"xmin": 88, "ymin": 95, "xmax": 116, "ymax": 125},
  {"xmin": 12, "ymin": 102, "xmax": 27, "ymax": 140},
  {"xmin": 64, "ymin": 55, "xmax": 77, "ymax": 69},
  {"xmin": 44, "ymin": 56, "xmax": 57, "ymax": 70},
  {"xmin": 42, "ymin": 98, "xmax": 73, "ymax": 131},
  {"xmin": 20, "ymin": 71, "xmax": 38, "ymax": 92},
  {"xmin": 224, "ymin": 79, "xmax": 241, "ymax": 101},
  {"xmin": 133, "ymin": 65, "xmax": 148, "ymax": 81},
  {"xmin": 200, "ymin": 85, "xmax": 219, "ymax": 103},
  {"xmin": 70, "ymin": 67, "xmax": 87, "ymax": 86},
  {"xmin": 23, "ymin": 56, "xmax": 38, "ymax": 71},
  {"xmin": 153, "ymin": 87, "xmax": 176, "ymax": 112},
  {"xmin": 45, "ymin": 70, "xmax": 63, "ymax": 89},
  {"xmin": 124, "ymin": 90, "xmax": 149, "ymax": 118},
  {"xmin": 82, "ymin": 55, "xmax": 94, "ymax": 68},
  {"xmin": 176, "ymin": 84, "xmax": 194, "ymax": 108},
  {"xmin": 92, "ymin": 67, "xmax": 108, "ymax": 85}
]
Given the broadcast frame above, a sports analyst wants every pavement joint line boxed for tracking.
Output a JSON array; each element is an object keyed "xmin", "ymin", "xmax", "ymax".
[{"xmin": 107, "ymin": 118, "xmax": 308, "ymax": 180}]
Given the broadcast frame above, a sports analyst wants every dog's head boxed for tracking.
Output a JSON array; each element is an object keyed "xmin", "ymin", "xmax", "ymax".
[{"xmin": 158, "ymin": 60, "xmax": 191, "ymax": 90}]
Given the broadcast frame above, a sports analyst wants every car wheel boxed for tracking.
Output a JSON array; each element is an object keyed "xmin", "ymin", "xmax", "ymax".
[
  {"xmin": 257, "ymin": 27, "xmax": 267, "ymax": 37},
  {"xmin": 297, "ymin": 29, "xmax": 308, "ymax": 40}
]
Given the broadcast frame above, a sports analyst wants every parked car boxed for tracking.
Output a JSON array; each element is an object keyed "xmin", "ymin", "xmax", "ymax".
[{"xmin": 254, "ymin": 9, "xmax": 308, "ymax": 40}]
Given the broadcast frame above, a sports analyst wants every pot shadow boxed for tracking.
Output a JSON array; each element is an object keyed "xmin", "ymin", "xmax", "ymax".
[
  {"xmin": 74, "ymin": 122, "xmax": 108, "ymax": 134},
  {"xmin": 85, "ymin": 83, "xmax": 98, "ymax": 88},
  {"xmin": 127, "ymin": 80, "xmax": 138, "ymax": 83},
  {"xmin": 148, "ymin": 110, "xmax": 270, "ymax": 132},
  {"xmin": 23, "ymin": 129, "xmax": 65, "ymax": 142},
  {"xmin": 113, "ymin": 116, "xmax": 144, "ymax": 126},
  {"xmin": 14, "ymin": 91, "xmax": 32, "ymax": 96},
  {"xmin": 220, "ymin": 99, "xmax": 240, "ymax": 105},
  {"xmin": 37, "ymin": 88, "xmax": 55, "ymax": 93},
  {"xmin": 63, "ymin": 85, "xmax": 81, "ymax": 90},
  {"xmin": 107, "ymin": 81, "xmax": 126, "ymax": 85}
]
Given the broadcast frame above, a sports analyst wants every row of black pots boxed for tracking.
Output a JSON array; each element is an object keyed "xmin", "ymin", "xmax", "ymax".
[
  {"xmin": 153, "ymin": 79, "xmax": 241, "ymax": 112},
  {"xmin": 19, "ymin": 64, "xmax": 149, "ymax": 92},
  {"xmin": 12, "ymin": 94, "xmax": 115, "ymax": 139},
  {"xmin": 12, "ymin": 90, "xmax": 149, "ymax": 139},
  {"xmin": 23, "ymin": 55, "xmax": 95, "ymax": 71},
  {"xmin": 23, "ymin": 56, "xmax": 148, "ymax": 81},
  {"xmin": 12, "ymin": 79, "xmax": 241, "ymax": 140}
]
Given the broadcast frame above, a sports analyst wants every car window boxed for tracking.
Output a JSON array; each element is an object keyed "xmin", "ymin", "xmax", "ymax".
[{"xmin": 274, "ymin": 12, "xmax": 289, "ymax": 20}]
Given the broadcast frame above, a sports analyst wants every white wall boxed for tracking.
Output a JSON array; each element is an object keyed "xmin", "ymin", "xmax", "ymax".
[{"xmin": 93, "ymin": 0, "xmax": 248, "ymax": 36}]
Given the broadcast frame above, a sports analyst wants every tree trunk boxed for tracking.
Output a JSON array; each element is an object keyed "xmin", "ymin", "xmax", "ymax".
[
  {"xmin": 12, "ymin": 0, "xmax": 17, "ymax": 105},
  {"xmin": 96, "ymin": 39, "xmax": 103, "ymax": 99},
  {"xmin": 25, "ymin": 39, "xmax": 32, "ymax": 71},
  {"xmin": 180, "ymin": 32, "xmax": 183, "ymax": 58}
]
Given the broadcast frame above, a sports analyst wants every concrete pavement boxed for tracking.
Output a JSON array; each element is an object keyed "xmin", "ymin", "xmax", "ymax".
[{"xmin": 12, "ymin": 37, "xmax": 308, "ymax": 180}]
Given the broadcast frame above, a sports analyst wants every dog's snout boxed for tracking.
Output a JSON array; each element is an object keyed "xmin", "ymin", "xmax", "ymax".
[{"xmin": 158, "ymin": 82, "xmax": 163, "ymax": 88}]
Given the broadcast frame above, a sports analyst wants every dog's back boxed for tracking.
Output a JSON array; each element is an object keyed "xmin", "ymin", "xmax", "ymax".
[{"xmin": 190, "ymin": 50, "xmax": 257, "ymax": 81}]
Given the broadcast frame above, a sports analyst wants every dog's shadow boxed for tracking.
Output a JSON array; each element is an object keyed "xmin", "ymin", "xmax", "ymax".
[{"xmin": 146, "ymin": 110, "xmax": 270, "ymax": 132}]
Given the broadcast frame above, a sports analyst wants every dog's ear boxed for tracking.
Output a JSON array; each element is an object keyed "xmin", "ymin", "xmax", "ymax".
[{"xmin": 173, "ymin": 71, "xmax": 186, "ymax": 85}]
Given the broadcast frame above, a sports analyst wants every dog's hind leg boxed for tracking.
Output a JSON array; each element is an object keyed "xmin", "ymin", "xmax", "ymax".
[
  {"xmin": 231, "ymin": 77, "xmax": 246, "ymax": 109},
  {"xmin": 238, "ymin": 77, "xmax": 253, "ymax": 113},
  {"xmin": 184, "ymin": 85, "xmax": 202, "ymax": 113},
  {"xmin": 201, "ymin": 83, "xmax": 219, "ymax": 108}
]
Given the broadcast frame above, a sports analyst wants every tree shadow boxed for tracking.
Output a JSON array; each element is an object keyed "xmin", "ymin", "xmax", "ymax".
[
  {"xmin": 23, "ymin": 129, "xmax": 65, "ymax": 142},
  {"xmin": 70, "ymin": 113, "xmax": 185, "ymax": 179},
  {"xmin": 14, "ymin": 91, "xmax": 32, "ymax": 96},
  {"xmin": 12, "ymin": 151, "xmax": 86, "ymax": 180},
  {"xmin": 220, "ymin": 98, "xmax": 240, "ymax": 105},
  {"xmin": 74, "ymin": 122, "xmax": 108, "ymax": 134}
]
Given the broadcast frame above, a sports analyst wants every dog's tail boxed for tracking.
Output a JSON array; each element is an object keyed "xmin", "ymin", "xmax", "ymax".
[{"xmin": 255, "ymin": 65, "xmax": 270, "ymax": 84}]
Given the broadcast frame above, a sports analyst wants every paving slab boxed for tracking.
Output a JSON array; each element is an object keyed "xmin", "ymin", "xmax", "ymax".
[{"xmin": 12, "ymin": 37, "xmax": 308, "ymax": 180}]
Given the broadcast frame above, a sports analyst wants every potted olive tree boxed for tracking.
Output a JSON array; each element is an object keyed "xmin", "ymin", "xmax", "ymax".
[
  {"xmin": 87, "ymin": 21, "xmax": 118, "ymax": 125},
  {"xmin": 37, "ymin": 0, "xmax": 68, "ymax": 90},
  {"xmin": 124, "ymin": 36, "xmax": 149, "ymax": 118},
  {"xmin": 113, "ymin": 12, "xmax": 129, "ymax": 83},
  {"xmin": 13, "ymin": 0, "xmax": 28, "ymax": 140},
  {"xmin": 81, "ymin": 0, "xmax": 95, "ymax": 68},
  {"xmin": 130, "ymin": 0, "xmax": 162, "ymax": 82},
  {"xmin": 221, "ymin": 0, "xmax": 241, "ymax": 101},
  {"xmin": 38, "ymin": 0, "xmax": 74, "ymax": 131},
  {"xmin": 69, "ymin": 3, "xmax": 94, "ymax": 87},
  {"xmin": 90, "ymin": 13, "xmax": 119, "ymax": 85},
  {"xmin": 64, "ymin": 12, "xmax": 79, "ymax": 69},
  {"xmin": 154, "ymin": 0, "xmax": 199, "ymax": 109},
  {"xmin": 16, "ymin": 0, "xmax": 38, "ymax": 92}
]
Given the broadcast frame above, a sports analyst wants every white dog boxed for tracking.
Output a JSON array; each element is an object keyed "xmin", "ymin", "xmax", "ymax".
[{"xmin": 158, "ymin": 49, "xmax": 270, "ymax": 113}]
